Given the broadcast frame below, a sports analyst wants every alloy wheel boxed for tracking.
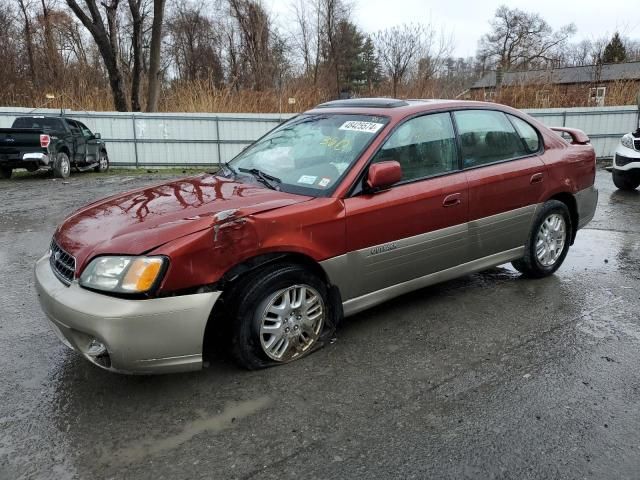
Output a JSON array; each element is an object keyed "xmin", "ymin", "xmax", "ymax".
[
  {"xmin": 259, "ymin": 284, "xmax": 325, "ymax": 362},
  {"xmin": 535, "ymin": 213, "xmax": 566, "ymax": 267}
]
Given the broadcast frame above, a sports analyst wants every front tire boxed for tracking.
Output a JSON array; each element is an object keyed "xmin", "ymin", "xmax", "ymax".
[
  {"xmin": 612, "ymin": 170, "xmax": 640, "ymax": 191},
  {"xmin": 0, "ymin": 166, "xmax": 12, "ymax": 179},
  {"xmin": 230, "ymin": 264, "xmax": 330, "ymax": 370},
  {"xmin": 512, "ymin": 200, "xmax": 571, "ymax": 278},
  {"xmin": 94, "ymin": 151, "xmax": 109, "ymax": 173},
  {"xmin": 53, "ymin": 152, "xmax": 71, "ymax": 179}
]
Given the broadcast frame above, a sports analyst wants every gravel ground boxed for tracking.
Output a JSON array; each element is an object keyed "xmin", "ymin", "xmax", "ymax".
[{"xmin": 1, "ymin": 167, "xmax": 640, "ymax": 479}]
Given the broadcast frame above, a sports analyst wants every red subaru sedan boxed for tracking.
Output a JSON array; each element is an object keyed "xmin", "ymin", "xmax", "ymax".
[{"xmin": 35, "ymin": 99, "xmax": 598, "ymax": 373}]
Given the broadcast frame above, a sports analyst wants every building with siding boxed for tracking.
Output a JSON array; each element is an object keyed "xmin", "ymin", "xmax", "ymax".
[{"xmin": 468, "ymin": 61, "xmax": 640, "ymax": 107}]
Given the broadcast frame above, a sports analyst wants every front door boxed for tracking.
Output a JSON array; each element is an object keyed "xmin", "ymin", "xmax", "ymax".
[
  {"xmin": 341, "ymin": 112, "xmax": 469, "ymax": 300},
  {"xmin": 77, "ymin": 121, "xmax": 99, "ymax": 164},
  {"xmin": 453, "ymin": 109, "xmax": 547, "ymax": 259}
]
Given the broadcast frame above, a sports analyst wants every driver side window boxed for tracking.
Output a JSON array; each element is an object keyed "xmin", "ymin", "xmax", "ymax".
[
  {"xmin": 372, "ymin": 112, "xmax": 458, "ymax": 182},
  {"xmin": 76, "ymin": 121, "xmax": 93, "ymax": 137}
]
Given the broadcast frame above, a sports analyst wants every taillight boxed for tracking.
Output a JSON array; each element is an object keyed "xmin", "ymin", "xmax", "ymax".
[{"xmin": 40, "ymin": 134, "xmax": 50, "ymax": 148}]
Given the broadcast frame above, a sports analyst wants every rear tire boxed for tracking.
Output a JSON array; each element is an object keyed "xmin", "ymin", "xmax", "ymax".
[
  {"xmin": 53, "ymin": 152, "xmax": 71, "ymax": 179},
  {"xmin": 612, "ymin": 170, "xmax": 640, "ymax": 191},
  {"xmin": 512, "ymin": 200, "xmax": 572, "ymax": 278},
  {"xmin": 94, "ymin": 151, "xmax": 109, "ymax": 173},
  {"xmin": 229, "ymin": 264, "xmax": 330, "ymax": 370},
  {"xmin": 0, "ymin": 167, "xmax": 12, "ymax": 179}
]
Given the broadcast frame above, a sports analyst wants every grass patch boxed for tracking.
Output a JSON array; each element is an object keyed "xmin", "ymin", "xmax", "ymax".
[{"xmin": 7, "ymin": 166, "xmax": 217, "ymax": 181}]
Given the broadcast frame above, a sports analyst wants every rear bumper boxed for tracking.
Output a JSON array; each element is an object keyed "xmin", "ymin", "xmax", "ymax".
[
  {"xmin": 0, "ymin": 152, "xmax": 49, "ymax": 168},
  {"xmin": 34, "ymin": 253, "xmax": 221, "ymax": 374},
  {"xmin": 575, "ymin": 185, "xmax": 598, "ymax": 230}
]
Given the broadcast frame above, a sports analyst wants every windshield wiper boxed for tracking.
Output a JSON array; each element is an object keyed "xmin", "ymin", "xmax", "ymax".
[{"xmin": 238, "ymin": 167, "xmax": 281, "ymax": 190}]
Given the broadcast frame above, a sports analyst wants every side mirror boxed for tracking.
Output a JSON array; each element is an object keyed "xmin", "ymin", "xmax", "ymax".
[
  {"xmin": 93, "ymin": 132, "xmax": 101, "ymax": 140},
  {"xmin": 366, "ymin": 161, "xmax": 402, "ymax": 192}
]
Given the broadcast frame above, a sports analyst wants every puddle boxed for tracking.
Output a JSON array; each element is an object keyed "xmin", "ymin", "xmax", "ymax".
[
  {"xmin": 562, "ymin": 228, "xmax": 640, "ymax": 276},
  {"xmin": 576, "ymin": 298, "xmax": 640, "ymax": 341},
  {"xmin": 101, "ymin": 396, "xmax": 271, "ymax": 466}
]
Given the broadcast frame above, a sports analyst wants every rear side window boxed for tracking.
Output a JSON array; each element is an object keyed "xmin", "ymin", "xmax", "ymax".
[
  {"xmin": 454, "ymin": 110, "xmax": 528, "ymax": 168},
  {"xmin": 12, "ymin": 117, "xmax": 64, "ymax": 132},
  {"xmin": 508, "ymin": 115, "xmax": 541, "ymax": 152},
  {"xmin": 372, "ymin": 112, "xmax": 458, "ymax": 182},
  {"xmin": 66, "ymin": 120, "xmax": 82, "ymax": 135}
]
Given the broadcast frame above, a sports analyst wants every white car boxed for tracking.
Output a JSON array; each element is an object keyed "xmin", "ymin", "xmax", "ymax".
[{"xmin": 613, "ymin": 129, "xmax": 640, "ymax": 190}]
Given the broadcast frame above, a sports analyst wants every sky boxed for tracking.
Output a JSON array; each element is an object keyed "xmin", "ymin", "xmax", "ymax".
[{"xmin": 268, "ymin": 0, "xmax": 640, "ymax": 58}]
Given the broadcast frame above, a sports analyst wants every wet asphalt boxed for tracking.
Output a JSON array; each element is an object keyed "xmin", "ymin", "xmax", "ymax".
[{"xmin": 1, "ymin": 168, "xmax": 640, "ymax": 480}]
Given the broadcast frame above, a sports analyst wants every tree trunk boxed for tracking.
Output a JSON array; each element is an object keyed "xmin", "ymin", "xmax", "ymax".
[
  {"xmin": 146, "ymin": 0, "xmax": 166, "ymax": 112},
  {"xmin": 17, "ymin": 0, "xmax": 37, "ymax": 87},
  {"xmin": 129, "ymin": 0, "xmax": 143, "ymax": 111},
  {"xmin": 97, "ymin": 40, "xmax": 129, "ymax": 111},
  {"xmin": 40, "ymin": 0, "xmax": 60, "ymax": 83},
  {"xmin": 66, "ymin": 0, "xmax": 129, "ymax": 111}
]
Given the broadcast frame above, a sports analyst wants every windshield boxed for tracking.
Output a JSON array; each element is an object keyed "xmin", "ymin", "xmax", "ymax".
[{"xmin": 227, "ymin": 113, "xmax": 389, "ymax": 195}]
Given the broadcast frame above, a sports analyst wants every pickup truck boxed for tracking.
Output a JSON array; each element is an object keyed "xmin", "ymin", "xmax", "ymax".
[{"xmin": 0, "ymin": 116, "xmax": 109, "ymax": 179}]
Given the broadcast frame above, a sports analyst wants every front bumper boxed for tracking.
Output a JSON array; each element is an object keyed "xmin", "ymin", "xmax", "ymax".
[
  {"xmin": 613, "ymin": 144, "xmax": 640, "ymax": 171},
  {"xmin": 34, "ymin": 254, "xmax": 221, "ymax": 374}
]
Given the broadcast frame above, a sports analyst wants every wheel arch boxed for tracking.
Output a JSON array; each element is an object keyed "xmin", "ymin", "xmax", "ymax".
[
  {"xmin": 202, "ymin": 251, "xmax": 343, "ymax": 362},
  {"xmin": 57, "ymin": 145, "xmax": 71, "ymax": 157},
  {"xmin": 547, "ymin": 191, "xmax": 578, "ymax": 244}
]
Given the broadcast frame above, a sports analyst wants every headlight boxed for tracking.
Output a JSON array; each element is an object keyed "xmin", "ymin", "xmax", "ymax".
[
  {"xmin": 79, "ymin": 256, "xmax": 166, "ymax": 294},
  {"xmin": 621, "ymin": 134, "xmax": 634, "ymax": 149}
]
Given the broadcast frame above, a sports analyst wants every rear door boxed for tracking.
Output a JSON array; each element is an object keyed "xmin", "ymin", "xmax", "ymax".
[
  {"xmin": 65, "ymin": 120, "xmax": 87, "ymax": 164},
  {"xmin": 453, "ymin": 109, "xmax": 546, "ymax": 260},
  {"xmin": 341, "ymin": 112, "xmax": 469, "ymax": 300}
]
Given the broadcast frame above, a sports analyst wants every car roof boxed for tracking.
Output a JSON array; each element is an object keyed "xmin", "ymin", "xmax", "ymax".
[{"xmin": 305, "ymin": 98, "xmax": 516, "ymax": 120}]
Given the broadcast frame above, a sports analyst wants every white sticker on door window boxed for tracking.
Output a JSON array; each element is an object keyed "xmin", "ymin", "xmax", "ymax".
[
  {"xmin": 339, "ymin": 121, "xmax": 384, "ymax": 133},
  {"xmin": 297, "ymin": 175, "xmax": 317, "ymax": 185}
]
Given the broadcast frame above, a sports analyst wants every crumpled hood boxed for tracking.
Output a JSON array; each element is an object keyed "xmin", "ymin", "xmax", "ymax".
[{"xmin": 55, "ymin": 174, "xmax": 311, "ymax": 272}]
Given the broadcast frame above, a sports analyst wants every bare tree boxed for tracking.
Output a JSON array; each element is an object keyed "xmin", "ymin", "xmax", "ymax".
[
  {"xmin": 166, "ymin": 2, "xmax": 223, "ymax": 84},
  {"xmin": 17, "ymin": 0, "xmax": 38, "ymax": 85},
  {"xmin": 375, "ymin": 24, "xmax": 424, "ymax": 97},
  {"xmin": 66, "ymin": 0, "xmax": 129, "ymax": 110},
  {"xmin": 146, "ymin": 0, "xmax": 165, "ymax": 111},
  {"xmin": 478, "ymin": 5, "xmax": 575, "ymax": 73},
  {"xmin": 290, "ymin": 0, "xmax": 314, "ymax": 76},
  {"xmin": 228, "ymin": 0, "xmax": 273, "ymax": 91},
  {"xmin": 127, "ymin": 0, "xmax": 144, "ymax": 111}
]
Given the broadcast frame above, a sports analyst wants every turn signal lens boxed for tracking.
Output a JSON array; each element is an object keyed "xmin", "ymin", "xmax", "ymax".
[{"xmin": 121, "ymin": 258, "xmax": 164, "ymax": 292}]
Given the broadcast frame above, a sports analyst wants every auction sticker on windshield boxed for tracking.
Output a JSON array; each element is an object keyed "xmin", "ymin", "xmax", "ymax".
[
  {"xmin": 298, "ymin": 175, "xmax": 317, "ymax": 185},
  {"xmin": 339, "ymin": 121, "xmax": 384, "ymax": 133}
]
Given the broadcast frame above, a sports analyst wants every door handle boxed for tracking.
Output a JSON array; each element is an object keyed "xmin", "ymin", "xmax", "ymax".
[
  {"xmin": 442, "ymin": 193, "xmax": 462, "ymax": 207},
  {"xmin": 530, "ymin": 173, "xmax": 544, "ymax": 184}
]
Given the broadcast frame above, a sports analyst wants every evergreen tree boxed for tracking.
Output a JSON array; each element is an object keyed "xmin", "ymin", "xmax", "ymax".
[
  {"xmin": 602, "ymin": 32, "xmax": 627, "ymax": 64},
  {"xmin": 360, "ymin": 36, "xmax": 382, "ymax": 92}
]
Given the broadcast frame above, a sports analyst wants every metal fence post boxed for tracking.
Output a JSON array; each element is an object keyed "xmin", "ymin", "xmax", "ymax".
[
  {"xmin": 215, "ymin": 116, "xmax": 222, "ymax": 166},
  {"xmin": 562, "ymin": 110, "xmax": 567, "ymax": 127},
  {"xmin": 131, "ymin": 114, "xmax": 139, "ymax": 167}
]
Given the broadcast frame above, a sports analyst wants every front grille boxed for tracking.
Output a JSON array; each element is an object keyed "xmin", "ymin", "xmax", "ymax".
[
  {"xmin": 49, "ymin": 239, "xmax": 76, "ymax": 285},
  {"xmin": 634, "ymin": 139, "xmax": 640, "ymax": 151}
]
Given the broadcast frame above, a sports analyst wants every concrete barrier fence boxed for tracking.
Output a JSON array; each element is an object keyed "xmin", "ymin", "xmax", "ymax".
[{"xmin": 1, "ymin": 105, "xmax": 638, "ymax": 166}]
